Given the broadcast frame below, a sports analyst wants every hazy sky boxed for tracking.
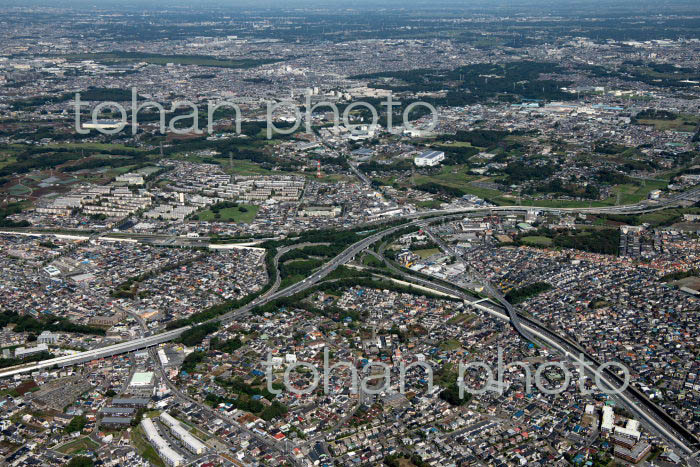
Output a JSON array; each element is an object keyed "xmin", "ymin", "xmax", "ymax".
[
  {"xmin": 6, "ymin": 0, "xmax": 699, "ymax": 8},
  {"xmin": 4, "ymin": 0, "xmax": 699, "ymax": 17}
]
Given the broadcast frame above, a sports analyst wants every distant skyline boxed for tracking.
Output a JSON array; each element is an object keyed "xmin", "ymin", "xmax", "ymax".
[{"xmin": 5, "ymin": 0, "xmax": 700, "ymax": 15}]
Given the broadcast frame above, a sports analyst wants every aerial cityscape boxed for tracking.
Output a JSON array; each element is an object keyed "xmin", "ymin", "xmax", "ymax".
[{"xmin": 1, "ymin": 1, "xmax": 700, "ymax": 466}]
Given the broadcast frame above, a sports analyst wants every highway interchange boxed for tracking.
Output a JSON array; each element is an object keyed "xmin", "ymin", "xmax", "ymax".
[{"xmin": 1, "ymin": 187, "xmax": 700, "ymax": 462}]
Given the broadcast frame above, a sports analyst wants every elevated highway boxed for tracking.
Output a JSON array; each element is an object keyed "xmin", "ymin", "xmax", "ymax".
[
  {"xmin": 2, "ymin": 199, "xmax": 700, "ymax": 459},
  {"xmin": 0, "ymin": 327, "xmax": 187, "ymax": 378},
  {"xmin": 0, "ymin": 218, "xmax": 433, "ymax": 378},
  {"xmin": 368, "ymin": 245, "xmax": 700, "ymax": 459}
]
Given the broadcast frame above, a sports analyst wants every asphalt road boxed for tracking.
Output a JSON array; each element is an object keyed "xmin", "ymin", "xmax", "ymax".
[
  {"xmin": 369, "ymin": 243, "xmax": 700, "ymax": 461},
  {"xmin": 2, "ymin": 195, "xmax": 700, "ymax": 460}
]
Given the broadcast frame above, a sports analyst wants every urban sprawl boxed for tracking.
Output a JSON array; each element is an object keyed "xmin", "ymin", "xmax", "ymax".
[{"xmin": 0, "ymin": 2, "xmax": 699, "ymax": 467}]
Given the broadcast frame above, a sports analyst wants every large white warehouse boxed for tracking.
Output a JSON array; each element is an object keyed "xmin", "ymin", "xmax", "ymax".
[{"xmin": 414, "ymin": 150, "xmax": 445, "ymax": 167}]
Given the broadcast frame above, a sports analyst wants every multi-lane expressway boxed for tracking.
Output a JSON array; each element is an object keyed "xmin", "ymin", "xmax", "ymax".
[
  {"xmin": 372, "ymin": 228, "xmax": 700, "ymax": 460},
  {"xmin": 1, "ymin": 192, "xmax": 700, "ymax": 459},
  {"xmin": 0, "ymin": 219, "xmax": 430, "ymax": 379},
  {"xmin": 0, "ymin": 327, "xmax": 188, "ymax": 378},
  {"xmin": 1, "ymin": 189, "xmax": 699, "ymax": 376}
]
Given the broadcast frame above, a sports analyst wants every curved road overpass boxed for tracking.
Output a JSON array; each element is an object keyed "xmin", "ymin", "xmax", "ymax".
[{"xmin": 1, "ymin": 202, "xmax": 699, "ymax": 460}]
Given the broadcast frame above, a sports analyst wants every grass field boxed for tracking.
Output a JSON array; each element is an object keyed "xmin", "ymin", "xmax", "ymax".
[
  {"xmin": 637, "ymin": 115, "xmax": 700, "ymax": 132},
  {"xmin": 8, "ymin": 184, "xmax": 32, "ymax": 196},
  {"xmin": 176, "ymin": 417, "xmax": 212, "ymax": 442},
  {"xmin": 433, "ymin": 141, "xmax": 475, "ymax": 148},
  {"xmin": 439, "ymin": 339, "xmax": 462, "ymax": 350},
  {"xmin": 224, "ymin": 159, "xmax": 317, "ymax": 180},
  {"xmin": 361, "ymin": 254, "xmax": 384, "ymax": 268},
  {"xmin": 0, "ymin": 156, "xmax": 17, "ymax": 170},
  {"xmin": 226, "ymin": 160, "xmax": 276, "ymax": 176},
  {"xmin": 637, "ymin": 207, "xmax": 700, "ymax": 226},
  {"xmin": 515, "ymin": 178, "xmax": 668, "ymax": 208},
  {"xmin": 611, "ymin": 179, "xmax": 668, "ymax": 205},
  {"xmin": 415, "ymin": 200, "xmax": 443, "ymax": 209},
  {"xmin": 521, "ymin": 236, "xmax": 554, "ymax": 246},
  {"xmin": 319, "ymin": 174, "xmax": 356, "ymax": 183},
  {"xmin": 56, "ymin": 437, "xmax": 99, "ymax": 455},
  {"xmin": 413, "ymin": 248, "xmax": 441, "ymax": 259},
  {"xmin": 279, "ymin": 275, "xmax": 305, "ymax": 289},
  {"xmin": 515, "ymin": 198, "xmax": 609, "ymax": 208},
  {"xmin": 447, "ymin": 313, "xmax": 475, "ymax": 325},
  {"xmin": 106, "ymin": 165, "xmax": 138, "ymax": 176},
  {"xmin": 411, "ymin": 164, "xmax": 479, "ymax": 188},
  {"xmin": 195, "ymin": 204, "xmax": 260, "ymax": 223},
  {"xmin": 409, "ymin": 165, "xmax": 514, "ymax": 203},
  {"xmin": 405, "ymin": 163, "xmax": 671, "ymax": 208}
]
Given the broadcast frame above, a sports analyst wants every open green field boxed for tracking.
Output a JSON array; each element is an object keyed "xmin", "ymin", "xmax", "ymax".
[
  {"xmin": 433, "ymin": 141, "xmax": 475, "ymax": 149},
  {"xmin": 225, "ymin": 160, "xmax": 276, "ymax": 176},
  {"xmin": 56, "ymin": 437, "xmax": 99, "ymax": 455},
  {"xmin": 224, "ymin": 159, "xmax": 318, "ymax": 180},
  {"xmin": 447, "ymin": 313, "xmax": 475, "ymax": 325},
  {"xmin": 413, "ymin": 248, "xmax": 441, "ymax": 259},
  {"xmin": 637, "ymin": 114, "xmax": 700, "ymax": 132},
  {"xmin": 405, "ymin": 161, "xmax": 672, "ymax": 208},
  {"xmin": 403, "ymin": 167, "xmax": 514, "ymax": 205},
  {"xmin": 361, "ymin": 254, "xmax": 384, "ymax": 268},
  {"xmin": 195, "ymin": 204, "xmax": 260, "ymax": 223},
  {"xmin": 176, "ymin": 417, "xmax": 212, "ymax": 442},
  {"xmin": 8, "ymin": 184, "xmax": 32, "ymax": 196},
  {"xmin": 103, "ymin": 165, "xmax": 139, "ymax": 177},
  {"xmin": 0, "ymin": 156, "xmax": 17, "ymax": 170},
  {"xmin": 171, "ymin": 152, "xmax": 221, "ymax": 165},
  {"xmin": 411, "ymin": 164, "xmax": 479, "ymax": 188},
  {"xmin": 521, "ymin": 236, "xmax": 553, "ymax": 246},
  {"xmin": 409, "ymin": 165, "xmax": 516, "ymax": 203},
  {"xmin": 415, "ymin": 200, "xmax": 443, "ymax": 209},
  {"xmin": 638, "ymin": 207, "xmax": 700, "ymax": 225},
  {"xmin": 598, "ymin": 206, "xmax": 700, "ymax": 228},
  {"xmin": 621, "ymin": 94, "xmax": 655, "ymax": 101},
  {"xmin": 611, "ymin": 179, "xmax": 668, "ymax": 204},
  {"xmin": 515, "ymin": 177, "xmax": 668, "ymax": 208},
  {"xmin": 468, "ymin": 186, "xmax": 513, "ymax": 205},
  {"xmin": 439, "ymin": 339, "xmax": 462, "ymax": 350},
  {"xmin": 279, "ymin": 274, "xmax": 305, "ymax": 289}
]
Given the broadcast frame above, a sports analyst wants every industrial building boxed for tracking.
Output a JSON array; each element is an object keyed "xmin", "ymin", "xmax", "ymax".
[
  {"xmin": 14, "ymin": 344, "xmax": 49, "ymax": 359},
  {"xmin": 414, "ymin": 150, "xmax": 445, "ymax": 167},
  {"xmin": 160, "ymin": 412, "xmax": 207, "ymax": 455},
  {"xmin": 141, "ymin": 418, "xmax": 185, "ymax": 467},
  {"xmin": 129, "ymin": 371, "xmax": 155, "ymax": 388}
]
